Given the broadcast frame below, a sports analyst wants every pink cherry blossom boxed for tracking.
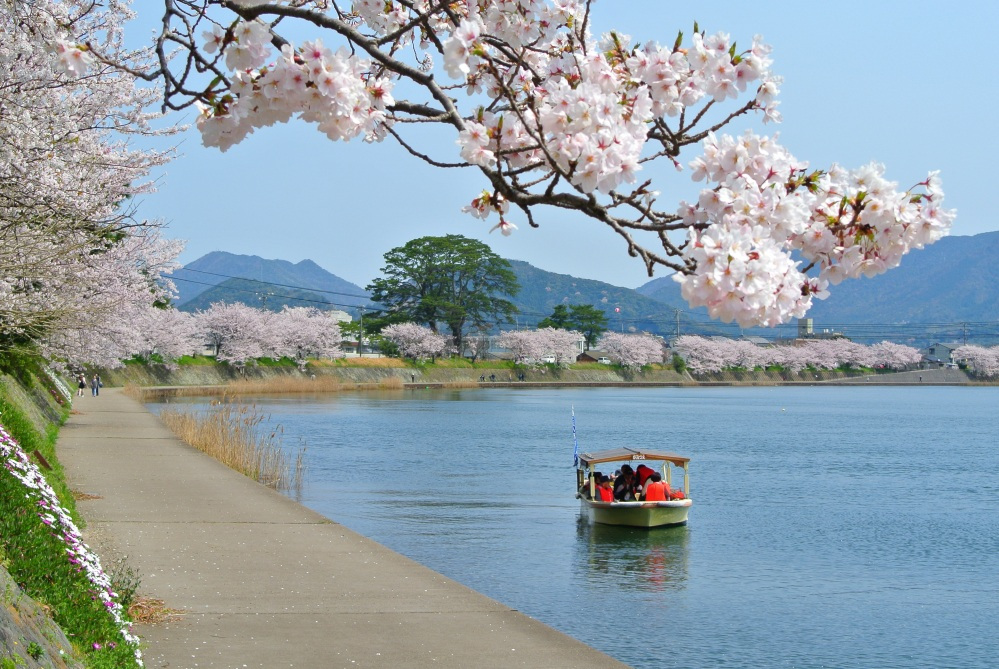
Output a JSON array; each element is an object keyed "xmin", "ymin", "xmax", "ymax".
[
  {"xmin": 57, "ymin": 1, "xmax": 955, "ymax": 328},
  {"xmin": 496, "ymin": 328, "xmax": 581, "ymax": 367},
  {"xmin": 953, "ymin": 345, "xmax": 999, "ymax": 378},
  {"xmin": 381, "ymin": 322, "xmax": 452, "ymax": 360},
  {"xmin": 598, "ymin": 333, "xmax": 665, "ymax": 369}
]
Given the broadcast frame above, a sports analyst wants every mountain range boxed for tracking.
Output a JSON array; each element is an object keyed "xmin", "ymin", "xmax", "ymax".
[
  {"xmin": 171, "ymin": 231, "xmax": 999, "ymax": 345},
  {"xmin": 172, "ymin": 252, "xmax": 370, "ymax": 313}
]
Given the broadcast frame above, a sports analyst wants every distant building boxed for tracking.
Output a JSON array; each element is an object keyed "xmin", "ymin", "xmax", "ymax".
[
  {"xmin": 921, "ymin": 342, "xmax": 963, "ymax": 367},
  {"xmin": 576, "ymin": 349, "xmax": 611, "ymax": 363},
  {"xmin": 796, "ymin": 318, "xmax": 846, "ymax": 341}
]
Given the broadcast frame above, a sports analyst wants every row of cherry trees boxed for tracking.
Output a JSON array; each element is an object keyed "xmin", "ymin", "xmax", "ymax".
[
  {"xmin": 2, "ymin": 1, "xmax": 181, "ymax": 369},
  {"xmin": 134, "ymin": 303, "xmax": 344, "ymax": 370},
  {"xmin": 383, "ymin": 322, "xmax": 665, "ymax": 369},
  {"xmin": 674, "ymin": 335, "xmax": 922, "ymax": 374}
]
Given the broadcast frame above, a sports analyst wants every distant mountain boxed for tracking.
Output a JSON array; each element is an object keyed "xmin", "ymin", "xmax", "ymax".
[
  {"xmin": 173, "ymin": 232, "xmax": 999, "ymax": 345},
  {"xmin": 636, "ymin": 231, "xmax": 999, "ymax": 345},
  {"xmin": 172, "ymin": 252, "xmax": 371, "ymax": 313},
  {"xmin": 804, "ymin": 232, "xmax": 999, "ymax": 323},
  {"xmin": 177, "ymin": 278, "xmax": 353, "ymax": 313},
  {"xmin": 505, "ymin": 260, "xmax": 721, "ymax": 337}
]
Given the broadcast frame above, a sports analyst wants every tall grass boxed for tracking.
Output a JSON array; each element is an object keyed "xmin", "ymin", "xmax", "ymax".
[{"xmin": 158, "ymin": 400, "xmax": 304, "ymax": 495}]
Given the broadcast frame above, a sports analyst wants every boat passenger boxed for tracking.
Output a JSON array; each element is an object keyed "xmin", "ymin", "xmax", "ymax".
[
  {"xmin": 634, "ymin": 464, "xmax": 656, "ymax": 498},
  {"xmin": 578, "ymin": 472, "xmax": 604, "ymax": 499},
  {"xmin": 635, "ymin": 464, "xmax": 656, "ymax": 488},
  {"xmin": 596, "ymin": 474, "xmax": 614, "ymax": 502},
  {"xmin": 613, "ymin": 466, "xmax": 636, "ymax": 501},
  {"xmin": 643, "ymin": 472, "xmax": 671, "ymax": 502}
]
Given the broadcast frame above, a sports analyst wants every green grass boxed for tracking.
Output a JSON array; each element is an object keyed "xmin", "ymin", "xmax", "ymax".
[
  {"xmin": 254, "ymin": 356, "xmax": 298, "ymax": 367},
  {"xmin": 0, "ymin": 351, "xmax": 141, "ymax": 667},
  {"xmin": 174, "ymin": 354, "xmax": 218, "ymax": 366}
]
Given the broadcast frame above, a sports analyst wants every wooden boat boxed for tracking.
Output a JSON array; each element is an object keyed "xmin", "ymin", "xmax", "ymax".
[{"xmin": 576, "ymin": 447, "xmax": 692, "ymax": 528}]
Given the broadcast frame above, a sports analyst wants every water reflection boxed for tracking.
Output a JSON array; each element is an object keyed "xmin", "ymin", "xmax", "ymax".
[{"xmin": 574, "ymin": 520, "xmax": 690, "ymax": 595}]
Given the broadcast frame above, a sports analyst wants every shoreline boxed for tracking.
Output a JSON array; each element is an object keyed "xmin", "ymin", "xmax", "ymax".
[
  {"xmin": 128, "ymin": 370, "xmax": 984, "ymax": 402},
  {"xmin": 104, "ymin": 363, "xmax": 987, "ymax": 397},
  {"xmin": 58, "ymin": 389, "xmax": 628, "ymax": 668}
]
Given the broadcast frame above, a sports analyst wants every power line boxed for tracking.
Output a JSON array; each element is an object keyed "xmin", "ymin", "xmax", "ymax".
[
  {"xmin": 167, "ymin": 269, "xmax": 999, "ymax": 343},
  {"xmin": 170, "ymin": 276, "xmax": 384, "ymax": 312},
  {"xmin": 173, "ymin": 267, "xmax": 372, "ymax": 300}
]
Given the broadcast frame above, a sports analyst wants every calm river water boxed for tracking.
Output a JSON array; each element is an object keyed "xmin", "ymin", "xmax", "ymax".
[{"xmin": 152, "ymin": 386, "xmax": 999, "ymax": 668}]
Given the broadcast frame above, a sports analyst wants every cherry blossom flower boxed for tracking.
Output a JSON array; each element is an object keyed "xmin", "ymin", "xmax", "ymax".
[{"xmin": 62, "ymin": 1, "xmax": 955, "ymax": 328}]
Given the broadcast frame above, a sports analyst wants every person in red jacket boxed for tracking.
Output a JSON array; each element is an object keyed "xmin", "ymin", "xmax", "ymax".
[
  {"xmin": 635, "ymin": 464, "xmax": 656, "ymax": 497},
  {"xmin": 642, "ymin": 472, "xmax": 671, "ymax": 502},
  {"xmin": 595, "ymin": 474, "xmax": 614, "ymax": 502}
]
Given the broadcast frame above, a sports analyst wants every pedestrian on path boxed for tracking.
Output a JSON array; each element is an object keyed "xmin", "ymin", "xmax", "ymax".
[
  {"xmin": 77, "ymin": 374, "xmax": 86, "ymax": 397},
  {"xmin": 90, "ymin": 374, "xmax": 101, "ymax": 397}
]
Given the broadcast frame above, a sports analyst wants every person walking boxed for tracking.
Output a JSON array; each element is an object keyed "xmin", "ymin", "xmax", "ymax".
[
  {"xmin": 77, "ymin": 374, "xmax": 86, "ymax": 397},
  {"xmin": 90, "ymin": 374, "xmax": 101, "ymax": 397}
]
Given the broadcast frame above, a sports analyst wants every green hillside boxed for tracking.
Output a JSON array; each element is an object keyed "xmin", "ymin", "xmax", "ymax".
[
  {"xmin": 505, "ymin": 260, "xmax": 721, "ymax": 337},
  {"xmin": 177, "ymin": 278, "xmax": 351, "ymax": 313},
  {"xmin": 173, "ymin": 251, "xmax": 371, "ymax": 314},
  {"xmin": 174, "ymin": 230, "xmax": 999, "ymax": 346},
  {"xmin": 636, "ymin": 232, "xmax": 999, "ymax": 346}
]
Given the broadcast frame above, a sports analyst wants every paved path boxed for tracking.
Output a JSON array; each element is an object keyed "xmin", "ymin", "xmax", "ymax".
[{"xmin": 58, "ymin": 389, "xmax": 626, "ymax": 668}]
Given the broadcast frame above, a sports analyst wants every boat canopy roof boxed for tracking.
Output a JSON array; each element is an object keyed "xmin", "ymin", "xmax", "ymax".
[{"xmin": 578, "ymin": 447, "xmax": 690, "ymax": 468}]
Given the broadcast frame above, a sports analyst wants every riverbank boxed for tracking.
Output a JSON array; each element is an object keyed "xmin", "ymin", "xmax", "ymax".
[
  {"xmin": 101, "ymin": 360, "xmax": 981, "ymax": 393},
  {"xmin": 58, "ymin": 389, "xmax": 627, "ymax": 668}
]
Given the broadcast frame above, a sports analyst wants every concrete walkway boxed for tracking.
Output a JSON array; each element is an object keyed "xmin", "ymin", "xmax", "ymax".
[{"xmin": 58, "ymin": 389, "xmax": 626, "ymax": 668}]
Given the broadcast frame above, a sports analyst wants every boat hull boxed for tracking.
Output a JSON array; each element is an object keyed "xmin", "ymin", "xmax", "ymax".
[{"xmin": 579, "ymin": 499, "xmax": 692, "ymax": 528}]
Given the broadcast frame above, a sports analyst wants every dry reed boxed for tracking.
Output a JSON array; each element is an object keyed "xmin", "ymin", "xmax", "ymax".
[
  {"xmin": 440, "ymin": 380, "xmax": 481, "ymax": 389},
  {"xmin": 226, "ymin": 376, "xmax": 350, "ymax": 395},
  {"xmin": 158, "ymin": 400, "xmax": 305, "ymax": 494}
]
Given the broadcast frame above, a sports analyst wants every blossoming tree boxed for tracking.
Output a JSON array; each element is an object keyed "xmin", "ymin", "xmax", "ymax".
[
  {"xmin": 196, "ymin": 301, "xmax": 270, "ymax": 365},
  {"xmin": 69, "ymin": 0, "xmax": 955, "ymax": 328},
  {"xmin": 953, "ymin": 345, "xmax": 999, "ymax": 378},
  {"xmin": 267, "ymin": 306, "xmax": 345, "ymax": 369},
  {"xmin": 674, "ymin": 335, "xmax": 922, "ymax": 374},
  {"xmin": 134, "ymin": 307, "xmax": 204, "ymax": 366},
  {"xmin": 2, "ymin": 0, "xmax": 177, "ymax": 367},
  {"xmin": 381, "ymin": 322, "xmax": 451, "ymax": 360},
  {"xmin": 598, "ymin": 332, "xmax": 664, "ymax": 369},
  {"xmin": 496, "ymin": 327, "xmax": 580, "ymax": 367}
]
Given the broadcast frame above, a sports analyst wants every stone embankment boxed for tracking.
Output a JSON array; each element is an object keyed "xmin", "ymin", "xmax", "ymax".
[
  {"xmin": 100, "ymin": 363, "xmax": 693, "ymax": 387},
  {"xmin": 99, "ymin": 362, "xmax": 978, "ymax": 389},
  {"xmin": 0, "ymin": 569, "xmax": 83, "ymax": 668}
]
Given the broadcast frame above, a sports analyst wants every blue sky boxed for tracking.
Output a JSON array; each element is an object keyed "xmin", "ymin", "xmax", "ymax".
[{"xmin": 130, "ymin": 1, "xmax": 998, "ymax": 290}]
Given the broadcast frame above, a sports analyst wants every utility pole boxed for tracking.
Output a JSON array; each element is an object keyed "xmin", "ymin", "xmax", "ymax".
[
  {"xmin": 358, "ymin": 307, "xmax": 365, "ymax": 355},
  {"xmin": 674, "ymin": 308, "xmax": 682, "ymax": 339}
]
